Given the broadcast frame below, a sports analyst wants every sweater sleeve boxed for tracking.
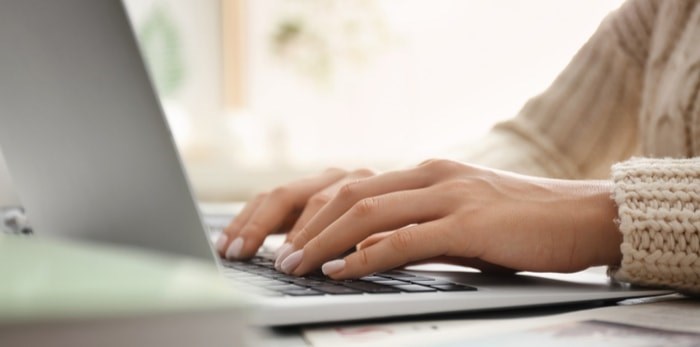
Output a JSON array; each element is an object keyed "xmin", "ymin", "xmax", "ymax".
[
  {"xmin": 609, "ymin": 157, "xmax": 700, "ymax": 294},
  {"xmin": 458, "ymin": 0, "xmax": 659, "ymax": 179}
]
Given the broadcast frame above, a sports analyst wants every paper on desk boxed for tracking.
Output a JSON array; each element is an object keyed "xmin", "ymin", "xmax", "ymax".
[
  {"xmin": 303, "ymin": 318, "xmax": 494, "ymax": 347},
  {"xmin": 304, "ymin": 295, "xmax": 699, "ymax": 347},
  {"xmin": 426, "ymin": 296, "xmax": 700, "ymax": 347}
]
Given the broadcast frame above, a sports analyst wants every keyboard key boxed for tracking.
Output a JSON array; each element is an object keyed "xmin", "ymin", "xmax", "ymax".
[
  {"xmin": 306, "ymin": 274, "xmax": 331, "ymax": 281},
  {"xmin": 251, "ymin": 258, "xmax": 275, "ymax": 266},
  {"xmin": 360, "ymin": 275, "xmax": 387, "ymax": 282},
  {"xmin": 380, "ymin": 270, "xmax": 415, "ymax": 277},
  {"xmin": 378, "ymin": 272, "xmax": 419, "ymax": 280},
  {"xmin": 291, "ymin": 278, "xmax": 326, "ymax": 287},
  {"xmin": 266, "ymin": 283, "xmax": 306, "ymax": 291},
  {"xmin": 364, "ymin": 279, "xmax": 408, "ymax": 286},
  {"xmin": 340, "ymin": 281, "xmax": 401, "ymax": 293},
  {"xmin": 409, "ymin": 279, "xmax": 453, "ymax": 285},
  {"xmin": 431, "ymin": 284, "xmax": 477, "ymax": 292},
  {"xmin": 282, "ymin": 288, "xmax": 325, "ymax": 296},
  {"xmin": 378, "ymin": 271, "xmax": 415, "ymax": 278},
  {"xmin": 404, "ymin": 276, "xmax": 434, "ymax": 282},
  {"xmin": 314, "ymin": 284, "xmax": 363, "ymax": 295},
  {"xmin": 393, "ymin": 284, "xmax": 438, "ymax": 293},
  {"xmin": 269, "ymin": 273, "xmax": 296, "ymax": 281},
  {"xmin": 224, "ymin": 262, "xmax": 251, "ymax": 271}
]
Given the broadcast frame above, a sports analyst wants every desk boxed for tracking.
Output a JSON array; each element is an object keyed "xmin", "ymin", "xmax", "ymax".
[
  {"xmin": 256, "ymin": 301, "xmax": 608, "ymax": 347},
  {"xmin": 288, "ymin": 294, "xmax": 696, "ymax": 347}
]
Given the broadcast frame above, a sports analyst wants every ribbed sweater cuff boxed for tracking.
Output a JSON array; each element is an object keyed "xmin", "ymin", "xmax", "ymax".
[{"xmin": 608, "ymin": 157, "xmax": 700, "ymax": 294}]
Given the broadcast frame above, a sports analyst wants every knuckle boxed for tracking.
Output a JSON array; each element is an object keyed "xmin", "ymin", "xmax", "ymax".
[
  {"xmin": 356, "ymin": 248, "xmax": 371, "ymax": 268},
  {"xmin": 389, "ymin": 229, "xmax": 414, "ymax": 252},
  {"xmin": 308, "ymin": 193, "xmax": 331, "ymax": 206},
  {"xmin": 308, "ymin": 235, "xmax": 326, "ymax": 254},
  {"xmin": 291, "ymin": 227, "xmax": 311, "ymax": 247},
  {"xmin": 352, "ymin": 168, "xmax": 375, "ymax": 177},
  {"xmin": 337, "ymin": 181, "xmax": 359, "ymax": 199},
  {"xmin": 421, "ymin": 159, "xmax": 460, "ymax": 174},
  {"xmin": 240, "ymin": 219, "xmax": 265, "ymax": 237},
  {"xmin": 352, "ymin": 197, "xmax": 378, "ymax": 216},
  {"xmin": 270, "ymin": 185, "xmax": 300, "ymax": 208},
  {"xmin": 270, "ymin": 186, "xmax": 290, "ymax": 200}
]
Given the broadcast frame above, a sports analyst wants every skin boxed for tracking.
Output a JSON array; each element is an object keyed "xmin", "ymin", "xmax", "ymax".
[{"xmin": 216, "ymin": 159, "xmax": 622, "ymax": 280}]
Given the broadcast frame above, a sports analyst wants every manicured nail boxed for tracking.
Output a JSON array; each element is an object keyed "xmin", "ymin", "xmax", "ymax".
[
  {"xmin": 225, "ymin": 237, "xmax": 244, "ymax": 259},
  {"xmin": 275, "ymin": 243, "xmax": 294, "ymax": 271},
  {"xmin": 280, "ymin": 249, "xmax": 304, "ymax": 274},
  {"xmin": 322, "ymin": 259, "xmax": 346, "ymax": 276},
  {"xmin": 215, "ymin": 234, "xmax": 228, "ymax": 253},
  {"xmin": 275, "ymin": 243, "xmax": 292, "ymax": 260}
]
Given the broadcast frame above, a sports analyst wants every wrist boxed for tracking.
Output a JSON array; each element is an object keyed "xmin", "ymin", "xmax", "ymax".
[{"xmin": 574, "ymin": 180, "xmax": 622, "ymax": 267}]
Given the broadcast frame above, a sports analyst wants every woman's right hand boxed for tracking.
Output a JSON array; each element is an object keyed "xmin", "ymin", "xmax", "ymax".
[{"xmin": 215, "ymin": 168, "xmax": 376, "ymax": 263}]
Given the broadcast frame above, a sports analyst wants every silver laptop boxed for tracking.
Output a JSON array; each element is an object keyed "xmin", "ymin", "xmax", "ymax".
[{"xmin": 0, "ymin": 0, "xmax": 671, "ymax": 326}]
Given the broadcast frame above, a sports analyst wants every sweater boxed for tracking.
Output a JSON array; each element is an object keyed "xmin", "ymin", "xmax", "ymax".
[{"xmin": 462, "ymin": 0, "xmax": 700, "ymax": 293}]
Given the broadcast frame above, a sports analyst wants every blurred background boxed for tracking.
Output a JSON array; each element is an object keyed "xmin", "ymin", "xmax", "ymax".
[{"xmin": 0, "ymin": 0, "xmax": 625, "ymax": 203}]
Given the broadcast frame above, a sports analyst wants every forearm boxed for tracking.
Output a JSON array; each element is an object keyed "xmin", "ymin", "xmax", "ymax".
[{"xmin": 457, "ymin": 0, "xmax": 654, "ymax": 180}]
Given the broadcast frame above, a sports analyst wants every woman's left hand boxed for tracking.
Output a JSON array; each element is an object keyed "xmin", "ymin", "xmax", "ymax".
[{"xmin": 276, "ymin": 159, "xmax": 622, "ymax": 279}]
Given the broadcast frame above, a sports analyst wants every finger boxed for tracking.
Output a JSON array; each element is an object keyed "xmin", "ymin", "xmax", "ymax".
[
  {"xmin": 276, "ymin": 172, "xmax": 374, "ymax": 267},
  {"xmin": 288, "ymin": 188, "xmax": 448, "ymax": 275},
  {"xmin": 357, "ymin": 231, "xmax": 394, "ymax": 250},
  {"xmin": 321, "ymin": 220, "xmax": 450, "ymax": 279},
  {"xmin": 216, "ymin": 194, "xmax": 265, "ymax": 255},
  {"xmin": 225, "ymin": 169, "xmax": 346, "ymax": 259},
  {"xmin": 289, "ymin": 167, "xmax": 433, "ymax": 253},
  {"xmin": 285, "ymin": 195, "xmax": 327, "ymax": 242},
  {"xmin": 273, "ymin": 193, "xmax": 330, "ymax": 268}
]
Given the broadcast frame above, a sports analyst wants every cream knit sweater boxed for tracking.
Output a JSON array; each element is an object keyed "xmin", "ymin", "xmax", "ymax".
[{"xmin": 462, "ymin": 0, "xmax": 700, "ymax": 293}]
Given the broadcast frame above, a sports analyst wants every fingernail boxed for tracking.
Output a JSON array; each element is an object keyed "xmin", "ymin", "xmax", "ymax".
[
  {"xmin": 215, "ymin": 234, "xmax": 228, "ymax": 253},
  {"xmin": 225, "ymin": 237, "xmax": 244, "ymax": 259},
  {"xmin": 280, "ymin": 249, "xmax": 304, "ymax": 274},
  {"xmin": 275, "ymin": 243, "xmax": 294, "ymax": 271},
  {"xmin": 275, "ymin": 243, "xmax": 292, "ymax": 260},
  {"xmin": 322, "ymin": 259, "xmax": 346, "ymax": 276}
]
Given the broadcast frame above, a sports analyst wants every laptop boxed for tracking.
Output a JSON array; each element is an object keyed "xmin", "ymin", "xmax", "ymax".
[{"xmin": 0, "ymin": 0, "xmax": 671, "ymax": 326}]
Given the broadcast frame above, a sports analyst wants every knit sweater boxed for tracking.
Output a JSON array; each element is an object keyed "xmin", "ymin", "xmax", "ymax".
[{"xmin": 461, "ymin": 0, "xmax": 700, "ymax": 293}]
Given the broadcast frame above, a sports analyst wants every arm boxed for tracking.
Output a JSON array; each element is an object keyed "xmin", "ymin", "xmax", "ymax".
[{"xmin": 461, "ymin": 0, "xmax": 658, "ymax": 179}]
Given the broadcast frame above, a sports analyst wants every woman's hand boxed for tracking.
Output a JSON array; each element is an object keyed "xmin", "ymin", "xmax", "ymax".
[
  {"xmin": 219, "ymin": 159, "xmax": 623, "ymax": 279},
  {"xmin": 215, "ymin": 167, "xmax": 376, "ymax": 260}
]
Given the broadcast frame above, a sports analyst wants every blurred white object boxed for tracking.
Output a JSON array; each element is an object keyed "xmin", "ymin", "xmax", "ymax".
[{"xmin": 1, "ymin": 206, "xmax": 31, "ymax": 235}]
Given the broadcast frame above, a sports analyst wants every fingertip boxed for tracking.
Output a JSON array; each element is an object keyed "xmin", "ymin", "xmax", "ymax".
[
  {"xmin": 280, "ymin": 249, "xmax": 304, "ymax": 274},
  {"xmin": 275, "ymin": 242, "xmax": 292, "ymax": 260},
  {"xmin": 225, "ymin": 237, "xmax": 244, "ymax": 259},
  {"xmin": 215, "ymin": 233, "xmax": 229, "ymax": 254},
  {"xmin": 321, "ymin": 259, "xmax": 346, "ymax": 276},
  {"xmin": 274, "ymin": 243, "xmax": 295, "ymax": 271}
]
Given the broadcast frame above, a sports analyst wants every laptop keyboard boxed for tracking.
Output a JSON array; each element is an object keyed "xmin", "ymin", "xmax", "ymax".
[{"xmin": 222, "ymin": 255, "xmax": 477, "ymax": 297}]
